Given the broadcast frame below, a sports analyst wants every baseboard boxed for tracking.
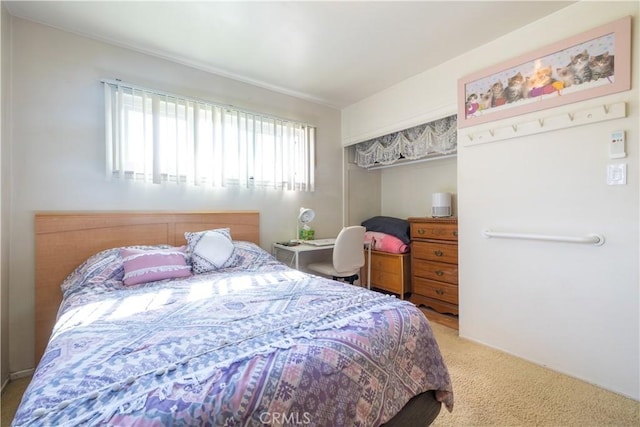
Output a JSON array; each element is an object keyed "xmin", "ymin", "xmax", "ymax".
[
  {"xmin": 9, "ymin": 368, "xmax": 34, "ymax": 381},
  {"xmin": 1, "ymin": 377, "xmax": 8, "ymax": 392}
]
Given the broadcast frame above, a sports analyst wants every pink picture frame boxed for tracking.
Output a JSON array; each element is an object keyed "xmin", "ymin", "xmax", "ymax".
[{"xmin": 458, "ymin": 16, "xmax": 631, "ymax": 129}]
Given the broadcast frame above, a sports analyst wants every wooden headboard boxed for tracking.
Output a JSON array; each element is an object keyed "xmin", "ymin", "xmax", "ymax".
[{"xmin": 34, "ymin": 211, "xmax": 260, "ymax": 363}]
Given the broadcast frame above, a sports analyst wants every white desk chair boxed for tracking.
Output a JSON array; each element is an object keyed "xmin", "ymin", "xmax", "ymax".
[{"xmin": 307, "ymin": 226, "xmax": 366, "ymax": 285}]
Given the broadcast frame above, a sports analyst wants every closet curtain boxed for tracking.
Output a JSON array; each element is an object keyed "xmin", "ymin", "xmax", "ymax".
[{"xmin": 354, "ymin": 115, "xmax": 457, "ymax": 168}]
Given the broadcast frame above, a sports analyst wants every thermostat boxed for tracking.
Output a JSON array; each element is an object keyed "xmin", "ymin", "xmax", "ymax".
[{"xmin": 609, "ymin": 130, "xmax": 626, "ymax": 159}]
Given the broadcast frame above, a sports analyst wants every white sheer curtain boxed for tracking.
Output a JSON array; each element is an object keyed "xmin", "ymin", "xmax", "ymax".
[
  {"xmin": 104, "ymin": 81, "xmax": 315, "ymax": 191},
  {"xmin": 354, "ymin": 115, "xmax": 457, "ymax": 168}
]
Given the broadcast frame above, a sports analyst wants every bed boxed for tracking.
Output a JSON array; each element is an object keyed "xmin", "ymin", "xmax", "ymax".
[{"xmin": 15, "ymin": 211, "xmax": 453, "ymax": 426}]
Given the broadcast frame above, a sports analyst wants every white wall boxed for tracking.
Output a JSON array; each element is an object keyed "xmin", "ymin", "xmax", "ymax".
[
  {"xmin": 0, "ymin": 2, "xmax": 10, "ymax": 387},
  {"xmin": 345, "ymin": 163, "xmax": 381, "ymax": 225},
  {"xmin": 7, "ymin": 17, "xmax": 343, "ymax": 373},
  {"xmin": 381, "ymin": 156, "xmax": 458, "ymax": 218},
  {"xmin": 343, "ymin": 1, "xmax": 639, "ymax": 400}
]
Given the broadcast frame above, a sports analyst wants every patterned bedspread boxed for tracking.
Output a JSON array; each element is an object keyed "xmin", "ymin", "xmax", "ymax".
[{"xmin": 14, "ymin": 242, "xmax": 453, "ymax": 426}]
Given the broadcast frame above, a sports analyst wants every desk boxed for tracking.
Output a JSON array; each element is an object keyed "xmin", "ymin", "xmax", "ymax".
[
  {"xmin": 272, "ymin": 242, "xmax": 334, "ymax": 270},
  {"xmin": 272, "ymin": 242, "xmax": 371, "ymax": 289}
]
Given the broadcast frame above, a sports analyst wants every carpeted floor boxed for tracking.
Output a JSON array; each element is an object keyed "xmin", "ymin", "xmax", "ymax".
[
  {"xmin": 1, "ymin": 375, "xmax": 30, "ymax": 427},
  {"xmin": 2, "ymin": 321, "xmax": 639, "ymax": 426},
  {"xmin": 428, "ymin": 321, "xmax": 639, "ymax": 426}
]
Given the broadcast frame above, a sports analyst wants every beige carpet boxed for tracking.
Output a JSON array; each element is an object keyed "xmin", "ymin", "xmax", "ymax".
[
  {"xmin": 428, "ymin": 321, "xmax": 639, "ymax": 426},
  {"xmin": 1, "ymin": 375, "xmax": 29, "ymax": 427},
  {"xmin": 2, "ymin": 323, "xmax": 639, "ymax": 426}
]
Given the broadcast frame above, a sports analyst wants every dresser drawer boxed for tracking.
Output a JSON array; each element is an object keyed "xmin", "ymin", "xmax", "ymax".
[
  {"xmin": 411, "ymin": 222, "xmax": 458, "ymax": 241},
  {"xmin": 370, "ymin": 253, "xmax": 403, "ymax": 273},
  {"xmin": 412, "ymin": 241, "xmax": 458, "ymax": 264},
  {"xmin": 412, "ymin": 278, "xmax": 458, "ymax": 305},
  {"xmin": 413, "ymin": 260, "xmax": 458, "ymax": 285},
  {"xmin": 362, "ymin": 251, "xmax": 410, "ymax": 298},
  {"xmin": 370, "ymin": 270, "xmax": 403, "ymax": 294}
]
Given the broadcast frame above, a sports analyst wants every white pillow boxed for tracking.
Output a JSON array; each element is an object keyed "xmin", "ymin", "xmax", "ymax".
[{"xmin": 185, "ymin": 228, "xmax": 235, "ymax": 274}]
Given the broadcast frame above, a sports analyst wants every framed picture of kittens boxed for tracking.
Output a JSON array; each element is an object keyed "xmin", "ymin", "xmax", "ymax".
[{"xmin": 458, "ymin": 16, "xmax": 631, "ymax": 129}]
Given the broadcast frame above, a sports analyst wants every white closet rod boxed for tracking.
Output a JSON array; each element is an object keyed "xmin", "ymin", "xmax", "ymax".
[
  {"xmin": 482, "ymin": 229, "xmax": 605, "ymax": 246},
  {"xmin": 364, "ymin": 154, "xmax": 457, "ymax": 170}
]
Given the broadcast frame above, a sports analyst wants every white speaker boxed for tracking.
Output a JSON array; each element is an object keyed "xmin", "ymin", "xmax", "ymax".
[{"xmin": 432, "ymin": 192, "xmax": 452, "ymax": 217}]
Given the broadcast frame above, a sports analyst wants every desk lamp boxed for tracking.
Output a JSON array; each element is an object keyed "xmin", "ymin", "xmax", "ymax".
[{"xmin": 297, "ymin": 207, "xmax": 315, "ymax": 241}]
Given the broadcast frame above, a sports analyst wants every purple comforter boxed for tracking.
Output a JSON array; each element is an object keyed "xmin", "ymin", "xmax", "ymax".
[{"xmin": 14, "ymin": 242, "xmax": 453, "ymax": 426}]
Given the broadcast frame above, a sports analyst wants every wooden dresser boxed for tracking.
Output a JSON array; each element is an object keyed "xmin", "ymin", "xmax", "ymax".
[
  {"xmin": 408, "ymin": 217, "xmax": 459, "ymax": 329},
  {"xmin": 361, "ymin": 250, "xmax": 411, "ymax": 299}
]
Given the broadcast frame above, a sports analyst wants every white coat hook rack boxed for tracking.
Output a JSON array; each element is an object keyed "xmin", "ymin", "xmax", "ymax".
[{"xmin": 461, "ymin": 101, "xmax": 626, "ymax": 146}]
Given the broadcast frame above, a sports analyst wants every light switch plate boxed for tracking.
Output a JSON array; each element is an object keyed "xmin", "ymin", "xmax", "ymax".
[{"xmin": 607, "ymin": 163, "xmax": 627, "ymax": 185}]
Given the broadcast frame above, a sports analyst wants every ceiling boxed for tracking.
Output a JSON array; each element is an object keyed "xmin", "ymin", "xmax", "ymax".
[{"xmin": 6, "ymin": 1, "xmax": 574, "ymax": 108}]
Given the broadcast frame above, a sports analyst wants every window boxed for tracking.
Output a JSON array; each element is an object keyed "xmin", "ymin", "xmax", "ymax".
[{"xmin": 103, "ymin": 81, "xmax": 315, "ymax": 191}]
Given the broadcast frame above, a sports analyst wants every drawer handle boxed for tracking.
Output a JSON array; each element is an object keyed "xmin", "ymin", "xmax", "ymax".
[
  {"xmin": 435, "ymin": 270, "xmax": 444, "ymax": 276},
  {"xmin": 434, "ymin": 250, "xmax": 443, "ymax": 257},
  {"xmin": 417, "ymin": 229, "xmax": 425, "ymax": 235},
  {"xmin": 435, "ymin": 289, "xmax": 444, "ymax": 295},
  {"xmin": 453, "ymin": 231, "xmax": 458, "ymax": 237}
]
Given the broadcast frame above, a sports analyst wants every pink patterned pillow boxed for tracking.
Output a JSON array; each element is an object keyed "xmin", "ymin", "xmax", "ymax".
[
  {"xmin": 364, "ymin": 231, "xmax": 409, "ymax": 254},
  {"xmin": 121, "ymin": 246, "xmax": 191, "ymax": 286}
]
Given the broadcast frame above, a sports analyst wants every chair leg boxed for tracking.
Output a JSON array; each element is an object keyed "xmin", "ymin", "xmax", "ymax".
[{"xmin": 332, "ymin": 274, "xmax": 359, "ymax": 285}]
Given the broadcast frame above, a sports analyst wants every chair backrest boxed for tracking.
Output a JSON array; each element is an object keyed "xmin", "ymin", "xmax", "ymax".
[{"xmin": 332, "ymin": 226, "xmax": 366, "ymax": 274}]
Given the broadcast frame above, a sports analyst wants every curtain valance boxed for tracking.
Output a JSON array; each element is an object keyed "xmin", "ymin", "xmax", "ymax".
[{"xmin": 354, "ymin": 115, "xmax": 457, "ymax": 168}]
